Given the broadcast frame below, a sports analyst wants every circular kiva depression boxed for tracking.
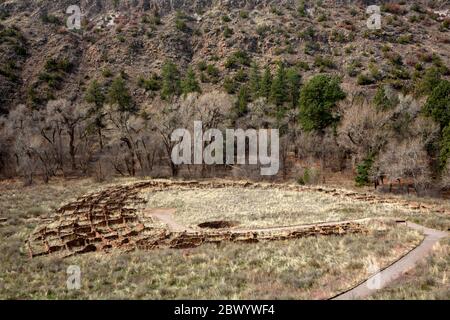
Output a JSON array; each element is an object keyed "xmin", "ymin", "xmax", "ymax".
[{"xmin": 198, "ymin": 221, "xmax": 240, "ymax": 229}]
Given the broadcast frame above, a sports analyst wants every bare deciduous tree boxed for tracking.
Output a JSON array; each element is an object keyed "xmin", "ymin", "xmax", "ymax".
[
  {"xmin": 338, "ymin": 102, "xmax": 390, "ymax": 160},
  {"xmin": 375, "ymin": 138, "xmax": 432, "ymax": 195},
  {"xmin": 44, "ymin": 99, "xmax": 87, "ymax": 171}
]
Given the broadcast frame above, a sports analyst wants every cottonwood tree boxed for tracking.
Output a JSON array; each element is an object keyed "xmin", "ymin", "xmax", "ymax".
[
  {"xmin": 104, "ymin": 103, "xmax": 142, "ymax": 176},
  {"xmin": 375, "ymin": 138, "xmax": 432, "ymax": 195},
  {"xmin": 146, "ymin": 99, "xmax": 191, "ymax": 177},
  {"xmin": 0, "ymin": 117, "xmax": 14, "ymax": 177},
  {"xmin": 2, "ymin": 105, "xmax": 55, "ymax": 184},
  {"xmin": 338, "ymin": 101, "xmax": 391, "ymax": 161},
  {"xmin": 147, "ymin": 92, "xmax": 233, "ymax": 177},
  {"xmin": 43, "ymin": 99, "xmax": 87, "ymax": 171},
  {"xmin": 191, "ymin": 91, "xmax": 233, "ymax": 177}
]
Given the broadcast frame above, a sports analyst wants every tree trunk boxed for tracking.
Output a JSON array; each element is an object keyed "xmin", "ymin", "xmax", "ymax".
[
  {"xmin": 69, "ymin": 127, "xmax": 76, "ymax": 171},
  {"xmin": 170, "ymin": 161, "xmax": 178, "ymax": 177}
]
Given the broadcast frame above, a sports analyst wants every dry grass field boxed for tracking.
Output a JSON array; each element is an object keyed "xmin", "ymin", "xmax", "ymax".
[
  {"xmin": 0, "ymin": 178, "xmax": 448, "ymax": 299},
  {"xmin": 143, "ymin": 187, "xmax": 450, "ymax": 230}
]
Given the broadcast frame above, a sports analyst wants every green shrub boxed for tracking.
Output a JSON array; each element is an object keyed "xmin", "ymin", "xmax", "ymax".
[
  {"xmin": 234, "ymin": 68, "xmax": 247, "ymax": 83},
  {"xmin": 41, "ymin": 13, "xmax": 60, "ymax": 25},
  {"xmin": 102, "ymin": 68, "xmax": 113, "ymax": 78},
  {"xmin": 388, "ymin": 53, "xmax": 403, "ymax": 66},
  {"xmin": 373, "ymin": 85, "xmax": 399, "ymax": 110},
  {"xmin": 206, "ymin": 64, "xmax": 220, "ymax": 81},
  {"xmin": 357, "ymin": 73, "xmax": 375, "ymax": 85},
  {"xmin": 347, "ymin": 60, "xmax": 362, "ymax": 77},
  {"xmin": 317, "ymin": 14, "xmax": 327, "ymax": 22},
  {"xmin": 304, "ymin": 41, "xmax": 320, "ymax": 55},
  {"xmin": 256, "ymin": 25, "xmax": 270, "ymax": 37},
  {"xmin": 197, "ymin": 61, "xmax": 207, "ymax": 72},
  {"xmin": 175, "ymin": 19, "xmax": 188, "ymax": 32},
  {"xmin": 138, "ymin": 74, "xmax": 161, "ymax": 92},
  {"xmin": 0, "ymin": 62, "xmax": 19, "ymax": 82},
  {"xmin": 297, "ymin": 168, "xmax": 320, "ymax": 185},
  {"xmin": 416, "ymin": 67, "xmax": 442, "ymax": 96},
  {"xmin": 296, "ymin": 61, "xmax": 310, "ymax": 71},
  {"xmin": 85, "ymin": 80, "xmax": 105, "ymax": 108},
  {"xmin": 13, "ymin": 44, "xmax": 27, "ymax": 57},
  {"xmin": 313, "ymin": 56, "xmax": 335, "ymax": 70},
  {"xmin": 411, "ymin": 2, "xmax": 424, "ymax": 13},
  {"xmin": 355, "ymin": 155, "xmax": 374, "ymax": 186},
  {"xmin": 397, "ymin": 34, "xmax": 413, "ymax": 44},
  {"xmin": 223, "ymin": 76, "xmax": 238, "ymax": 94},
  {"xmin": 223, "ymin": 25, "xmax": 233, "ymax": 38},
  {"xmin": 297, "ymin": 0, "xmax": 307, "ymax": 17},
  {"xmin": 239, "ymin": 11, "xmax": 249, "ymax": 19},
  {"xmin": 45, "ymin": 58, "xmax": 73, "ymax": 73},
  {"xmin": 222, "ymin": 15, "xmax": 231, "ymax": 23},
  {"xmin": 225, "ymin": 50, "xmax": 251, "ymax": 69}
]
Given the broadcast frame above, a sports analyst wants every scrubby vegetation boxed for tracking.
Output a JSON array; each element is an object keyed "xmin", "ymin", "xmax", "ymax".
[{"xmin": 0, "ymin": 0, "xmax": 449, "ymax": 196}]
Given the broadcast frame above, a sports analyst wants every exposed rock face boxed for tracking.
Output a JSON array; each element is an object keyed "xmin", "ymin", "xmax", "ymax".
[{"xmin": 0, "ymin": 0, "xmax": 448, "ymax": 113}]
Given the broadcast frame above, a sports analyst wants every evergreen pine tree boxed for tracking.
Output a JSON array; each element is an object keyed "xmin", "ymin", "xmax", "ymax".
[
  {"xmin": 286, "ymin": 67, "xmax": 301, "ymax": 108},
  {"xmin": 235, "ymin": 85, "xmax": 250, "ymax": 117},
  {"xmin": 259, "ymin": 66, "xmax": 272, "ymax": 99},
  {"xmin": 85, "ymin": 80, "xmax": 106, "ymax": 149},
  {"xmin": 181, "ymin": 67, "xmax": 201, "ymax": 97},
  {"xmin": 248, "ymin": 62, "xmax": 261, "ymax": 99},
  {"xmin": 161, "ymin": 60, "xmax": 181, "ymax": 100},
  {"xmin": 107, "ymin": 76, "xmax": 133, "ymax": 112},
  {"xmin": 298, "ymin": 74, "xmax": 346, "ymax": 132},
  {"xmin": 85, "ymin": 80, "xmax": 105, "ymax": 108},
  {"xmin": 270, "ymin": 63, "xmax": 287, "ymax": 106}
]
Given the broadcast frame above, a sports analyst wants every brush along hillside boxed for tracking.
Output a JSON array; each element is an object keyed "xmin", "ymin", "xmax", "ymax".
[{"xmin": 0, "ymin": 0, "xmax": 449, "ymax": 193}]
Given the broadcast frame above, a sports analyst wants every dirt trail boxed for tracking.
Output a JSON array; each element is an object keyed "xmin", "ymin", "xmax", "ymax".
[
  {"xmin": 331, "ymin": 222, "xmax": 448, "ymax": 300},
  {"xmin": 145, "ymin": 208, "xmax": 193, "ymax": 232}
]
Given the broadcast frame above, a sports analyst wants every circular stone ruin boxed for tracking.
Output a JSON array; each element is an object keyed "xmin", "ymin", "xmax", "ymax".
[{"xmin": 27, "ymin": 179, "xmax": 442, "ymax": 258}]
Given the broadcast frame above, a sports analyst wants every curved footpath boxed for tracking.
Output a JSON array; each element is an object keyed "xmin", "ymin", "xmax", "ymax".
[
  {"xmin": 148, "ymin": 209, "xmax": 448, "ymax": 300},
  {"xmin": 331, "ymin": 222, "xmax": 448, "ymax": 300}
]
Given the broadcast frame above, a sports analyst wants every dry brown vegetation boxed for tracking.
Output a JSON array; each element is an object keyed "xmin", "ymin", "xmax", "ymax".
[{"xmin": 0, "ymin": 178, "xmax": 448, "ymax": 299}]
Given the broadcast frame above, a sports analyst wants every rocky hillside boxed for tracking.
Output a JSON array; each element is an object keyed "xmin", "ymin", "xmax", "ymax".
[{"xmin": 0, "ymin": 0, "xmax": 449, "ymax": 114}]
